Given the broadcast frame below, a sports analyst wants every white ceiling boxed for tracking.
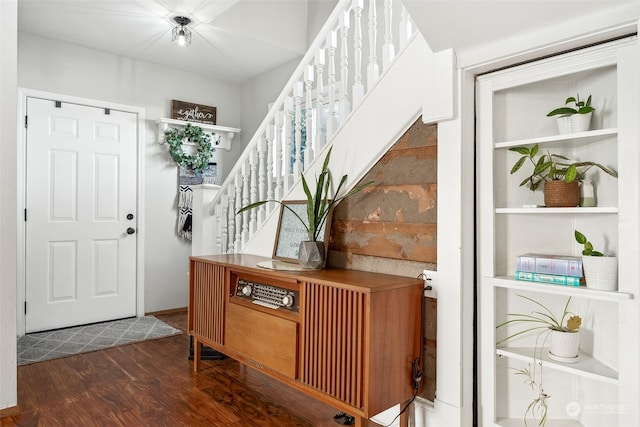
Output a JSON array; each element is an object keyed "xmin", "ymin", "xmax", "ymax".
[
  {"xmin": 18, "ymin": 0, "xmax": 640, "ymax": 84},
  {"xmin": 18, "ymin": 0, "xmax": 311, "ymax": 83}
]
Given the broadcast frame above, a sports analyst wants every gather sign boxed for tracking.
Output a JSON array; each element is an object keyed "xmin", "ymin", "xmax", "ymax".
[{"xmin": 171, "ymin": 100, "xmax": 217, "ymax": 125}]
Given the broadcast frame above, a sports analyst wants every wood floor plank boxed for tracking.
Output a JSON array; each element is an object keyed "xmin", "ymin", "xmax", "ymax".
[{"xmin": 2, "ymin": 311, "xmax": 384, "ymax": 427}]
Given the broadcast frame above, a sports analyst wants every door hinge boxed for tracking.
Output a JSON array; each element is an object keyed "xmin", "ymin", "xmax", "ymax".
[
  {"xmin": 24, "ymin": 209, "xmax": 27, "ymax": 221},
  {"xmin": 55, "ymin": 101, "xmax": 62, "ymax": 108},
  {"xmin": 24, "ymin": 115, "xmax": 28, "ymax": 128},
  {"xmin": 24, "ymin": 301, "xmax": 27, "ymax": 315}
]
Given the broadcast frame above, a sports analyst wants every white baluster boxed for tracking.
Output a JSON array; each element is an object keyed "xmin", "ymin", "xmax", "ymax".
[
  {"xmin": 284, "ymin": 95, "xmax": 295, "ymax": 191},
  {"xmin": 217, "ymin": 199, "xmax": 227, "ymax": 253},
  {"xmin": 352, "ymin": 0, "xmax": 365, "ymax": 107},
  {"xmin": 367, "ymin": 0, "xmax": 379, "ymax": 88},
  {"xmin": 274, "ymin": 108, "xmax": 285, "ymax": 200},
  {"xmin": 241, "ymin": 160, "xmax": 250, "ymax": 245},
  {"xmin": 248, "ymin": 149, "xmax": 258, "ymax": 236},
  {"xmin": 305, "ymin": 65, "xmax": 315, "ymax": 168},
  {"xmin": 315, "ymin": 49, "xmax": 326, "ymax": 154},
  {"xmin": 294, "ymin": 81, "xmax": 304, "ymax": 178},
  {"xmin": 229, "ymin": 182, "xmax": 238, "ymax": 252},
  {"xmin": 266, "ymin": 122, "xmax": 275, "ymax": 212},
  {"xmin": 399, "ymin": 3, "xmax": 412, "ymax": 50},
  {"xmin": 383, "ymin": 0, "xmax": 396, "ymax": 69},
  {"xmin": 257, "ymin": 136, "xmax": 267, "ymax": 224},
  {"xmin": 339, "ymin": 11, "xmax": 351, "ymax": 120},
  {"xmin": 326, "ymin": 30, "xmax": 338, "ymax": 138},
  {"xmin": 234, "ymin": 173, "xmax": 243, "ymax": 251}
]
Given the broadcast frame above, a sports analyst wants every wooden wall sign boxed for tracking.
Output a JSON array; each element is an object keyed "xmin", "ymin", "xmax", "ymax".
[{"xmin": 171, "ymin": 100, "xmax": 217, "ymax": 125}]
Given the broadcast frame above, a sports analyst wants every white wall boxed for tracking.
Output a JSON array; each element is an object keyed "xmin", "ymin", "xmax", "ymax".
[
  {"xmin": 0, "ymin": 0, "xmax": 18, "ymax": 413},
  {"xmin": 18, "ymin": 32, "xmax": 242, "ymax": 312}
]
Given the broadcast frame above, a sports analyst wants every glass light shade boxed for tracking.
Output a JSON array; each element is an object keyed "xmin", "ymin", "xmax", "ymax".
[{"xmin": 171, "ymin": 25, "xmax": 191, "ymax": 47}]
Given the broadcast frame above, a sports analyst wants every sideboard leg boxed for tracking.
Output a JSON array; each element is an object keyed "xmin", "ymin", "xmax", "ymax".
[
  {"xmin": 353, "ymin": 415, "xmax": 364, "ymax": 427},
  {"xmin": 193, "ymin": 338, "xmax": 201, "ymax": 371}
]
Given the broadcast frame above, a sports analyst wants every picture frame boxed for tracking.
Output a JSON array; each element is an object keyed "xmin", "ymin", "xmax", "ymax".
[
  {"xmin": 171, "ymin": 100, "xmax": 217, "ymax": 125},
  {"xmin": 272, "ymin": 200, "xmax": 332, "ymax": 263}
]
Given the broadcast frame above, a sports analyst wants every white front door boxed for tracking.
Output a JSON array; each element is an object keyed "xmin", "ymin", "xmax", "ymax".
[{"xmin": 25, "ymin": 97, "xmax": 138, "ymax": 333}]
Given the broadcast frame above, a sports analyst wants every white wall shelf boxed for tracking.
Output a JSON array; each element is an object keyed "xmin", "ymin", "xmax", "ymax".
[
  {"xmin": 495, "ymin": 207, "xmax": 618, "ymax": 214},
  {"xmin": 497, "ymin": 347, "xmax": 618, "ymax": 384},
  {"xmin": 494, "ymin": 128, "xmax": 617, "ymax": 149},
  {"xmin": 155, "ymin": 117, "xmax": 240, "ymax": 151},
  {"xmin": 491, "ymin": 277, "xmax": 633, "ymax": 301},
  {"xmin": 497, "ymin": 419, "xmax": 584, "ymax": 427}
]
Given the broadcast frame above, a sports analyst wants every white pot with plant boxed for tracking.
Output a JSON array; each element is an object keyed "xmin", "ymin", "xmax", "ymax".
[
  {"xmin": 546, "ymin": 94, "xmax": 595, "ymax": 134},
  {"xmin": 509, "ymin": 143, "xmax": 618, "ymax": 207},
  {"xmin": 497, "ymin": 295, "xmax": 582, "ymax": 426},
  {"xmin": 237, "ymin": 147, "xmax": 373, "ymax": 269},
  {"xmin": 575, "ymin": 230, "xmax": 618, "ymax": 291}
]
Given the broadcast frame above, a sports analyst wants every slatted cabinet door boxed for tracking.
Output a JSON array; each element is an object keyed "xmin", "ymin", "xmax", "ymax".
[{"xmin": 188, "ymin": 260, "xmax": 226, "ymax": 346}]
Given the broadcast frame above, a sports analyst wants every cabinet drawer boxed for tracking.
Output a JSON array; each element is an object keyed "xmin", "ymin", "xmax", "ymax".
[{"xmin": 225, "ymin": 302, "xmax": 298, "ymax": 378}]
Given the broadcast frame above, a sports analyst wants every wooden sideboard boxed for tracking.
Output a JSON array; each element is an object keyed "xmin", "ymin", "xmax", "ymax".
[{"xmin": 188, "ymin": 254, "xmax": 423, "ymax": 427}]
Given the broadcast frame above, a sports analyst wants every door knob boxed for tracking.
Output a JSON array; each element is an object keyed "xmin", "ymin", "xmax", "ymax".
[{"xmin": 126, "ymin": 227, "xmax": 136, "ymax": 235}]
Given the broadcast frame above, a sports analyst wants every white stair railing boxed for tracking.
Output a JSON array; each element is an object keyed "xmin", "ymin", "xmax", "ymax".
[{"xmin": 211, "ymin": 0, "xmax": 417, "ymax": 254}]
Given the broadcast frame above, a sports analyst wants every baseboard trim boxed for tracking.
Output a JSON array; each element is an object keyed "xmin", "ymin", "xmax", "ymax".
[
  {"xmin": 146, "ymin": 307, "xmax": 187, "ymax": 316},
  {"xmin": 0, "ymin": 405, "xmax": 20, "ymax": 419}
]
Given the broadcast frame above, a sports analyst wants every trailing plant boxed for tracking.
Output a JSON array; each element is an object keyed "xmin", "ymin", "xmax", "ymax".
[
  {"xmin": 547, "ymin": 94, "xmax": 595, "ymax": 117},
  {"xmin": 575, "ymin": 229, "xmax": 606, "ymax": 256},
  {"xmin": 237, "ymin": 147, "xmax": 373, "ymax": 242},
  {"xmin": 164, "ymin": 123, "xmax": 213, "ymax": 173},
  {"xmin": 513, "ymin": 363, "xmax": 550, "ymax": 427},
  {"xmin": 509, "ymin": 143, "xmax": 618, "ymax": 191},
  {"xmin": 498, "ymin": 295, "xmax": 581, "ymax": 427}
]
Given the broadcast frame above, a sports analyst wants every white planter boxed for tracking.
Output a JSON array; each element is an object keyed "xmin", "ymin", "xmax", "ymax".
[
  {"xmin": 549, "ymin": 329, "xmax": 580, "ymax": 362},
  {"xmin": 570, "ymin": 112, "xmax": 592, "ymax": 133},
  {"xmin": 555, "ymin": 116, "xmax": 572, "ymax": 134},
  {"xmin": 582, "ymin": 255, "xmax": 618, "ymax": 291},
  {"xmin": 555, "ymin": 112, "xmax": 592, "ymax": 134}
]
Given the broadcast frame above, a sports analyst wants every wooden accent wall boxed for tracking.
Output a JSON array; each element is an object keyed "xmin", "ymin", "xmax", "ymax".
[{"xmin": 329, "ymin": 118, "xmax": 437, "ymax": 265}]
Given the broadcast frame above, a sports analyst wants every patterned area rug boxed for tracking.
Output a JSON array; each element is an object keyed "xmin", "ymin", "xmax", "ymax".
[{"xmin": 17, "ymin": 316, "xmax": 182, "ymax": 366}]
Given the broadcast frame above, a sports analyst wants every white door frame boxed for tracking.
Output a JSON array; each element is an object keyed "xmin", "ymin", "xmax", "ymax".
[{"xmin": 16, "ymin": 88, "xmax": 146, "ymax": 336}]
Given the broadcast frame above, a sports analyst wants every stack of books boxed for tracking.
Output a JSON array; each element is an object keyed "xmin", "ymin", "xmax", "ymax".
[{"xmin": 515, "ymin": 253, "xmax": 585, "ymax": 286}]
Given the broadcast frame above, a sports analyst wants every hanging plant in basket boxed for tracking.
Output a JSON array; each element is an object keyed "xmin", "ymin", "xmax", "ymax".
[{"xmin": 164, "ymin": 123, "xmax": 213, "ymax": 172}]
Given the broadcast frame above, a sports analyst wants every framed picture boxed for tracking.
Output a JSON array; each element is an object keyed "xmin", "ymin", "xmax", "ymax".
[{"xmin": 272, "ymin": 200, "xmax": 332, "ymax": 263}]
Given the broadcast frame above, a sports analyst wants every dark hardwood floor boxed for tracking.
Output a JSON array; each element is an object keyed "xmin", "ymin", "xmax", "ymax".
[{"xmin": 1, "ymin": 311, "xmax": 384, "ymax": 427}]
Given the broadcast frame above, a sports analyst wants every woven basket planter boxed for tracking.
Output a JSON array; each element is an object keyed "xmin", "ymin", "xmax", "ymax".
[{"xmin": 544, "ymin": 180, "xmax": 580, "ymax": 207}]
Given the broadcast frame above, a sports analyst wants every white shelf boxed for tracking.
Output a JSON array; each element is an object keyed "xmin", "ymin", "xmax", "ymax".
[
  {"xmin": 494, "ymin": 128, "xmax": 617, "ymax": 149},
  {"xmin": 495, "ymin": 207, "xmax": 618, "ymax": 214},
  {"xmin": 155, "ymin": 117, "xmax": 241, "ymax": 151},
  {"xmin": 497, "ymin": 418, "xmax": 583, "ymax": 427},
  {"xmin": 491, "ymin": 276, "xmax": 633, "ymax": 301},
  {"xmin": 497, "ymin": 347, "xmax": 618, "ymax": 384}
]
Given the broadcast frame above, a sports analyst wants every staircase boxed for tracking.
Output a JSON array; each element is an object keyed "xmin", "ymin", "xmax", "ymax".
[{"xmin": 193, "ymin": 0, "xmax": 433, "ymax": 257}]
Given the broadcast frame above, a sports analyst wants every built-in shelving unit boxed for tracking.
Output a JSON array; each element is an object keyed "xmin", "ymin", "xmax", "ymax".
[{"xmin": 477, "ymin": 36, "xmax": 640, "ymax": 427}]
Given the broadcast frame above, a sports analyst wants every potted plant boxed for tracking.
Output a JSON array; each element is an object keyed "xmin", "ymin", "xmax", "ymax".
[
  {"xmin": 237, "ymin": 147, "xmax": 373, "ymax": 269},
  {"xmin": 547, "ymin": 94, "xmax": 595, "ymax": 134},
  {"xmin": 497, "ymin": 294, "xmax": 582, "ymax": 361},
  {"xmin": 497, "ymin": 294, "xmax": 582, "ymax": 426},
  {"xmin": 574, "ymin": 230, "xmax": 618, "ymax": 291},
  {"xmin": 509, "ymin": 143, "xmax": 617, "ymax": 207}
]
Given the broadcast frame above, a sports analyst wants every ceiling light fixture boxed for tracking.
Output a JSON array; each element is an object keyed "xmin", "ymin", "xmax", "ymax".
[{"xmin": 171, "ymin": 16, "xmax": 192, "ymax": 47}]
